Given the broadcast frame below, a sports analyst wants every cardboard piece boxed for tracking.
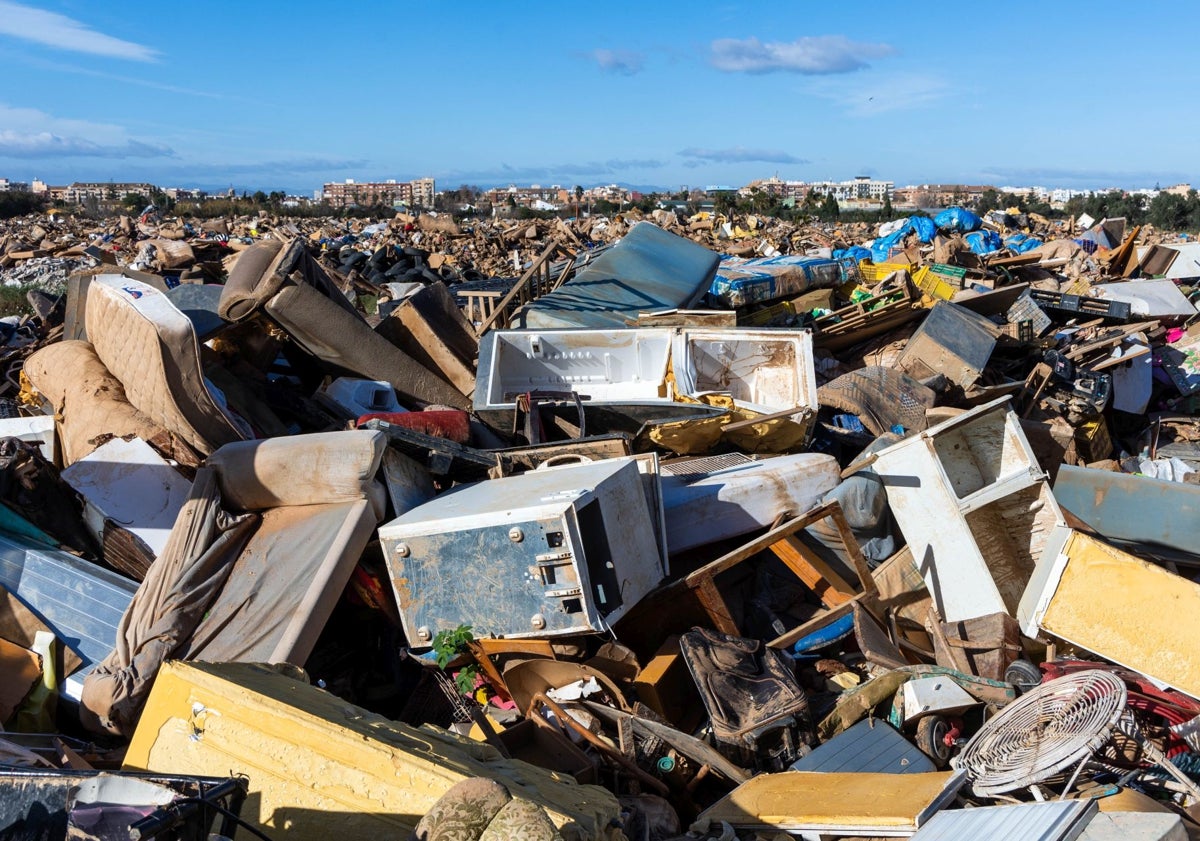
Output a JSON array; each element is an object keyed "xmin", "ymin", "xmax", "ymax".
[{"xmin": 0, "ymin": 637, "xmax": 42, "ymax": 721}]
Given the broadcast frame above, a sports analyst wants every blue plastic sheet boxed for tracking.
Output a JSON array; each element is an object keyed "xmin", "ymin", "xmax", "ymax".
[
  {"xmin": 908, "ymin": 215, "xmax": 937, "ymax": 243},
  {"xmin": 1004, "ymin": 234, "xmax": 1043, "ymax": 254},
  {"xmin": 870, "ymin": 230, "xmax": 904, "ymax": 262},
  {"xmin": 934, "ymin": 206, "xmax": 983, "ymax": 233},
  {"xmin": 710, "ymin": 254, "xmax": 848, "ymax": 307},
  {"xmin": 834, "ymin": 246, "xmax": 872, "ymax": 262},
  {"xmin": 965, "ymin": 230, "xmax": 1003, "ymax": 254}
]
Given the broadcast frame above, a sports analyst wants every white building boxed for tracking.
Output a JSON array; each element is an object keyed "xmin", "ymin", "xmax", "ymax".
[{"xmin": 808, "ymin": 176, "xmax": 893, "ymax": 202}]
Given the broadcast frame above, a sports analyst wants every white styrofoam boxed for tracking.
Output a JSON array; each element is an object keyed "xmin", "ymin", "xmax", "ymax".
[{"xmin": 61, "ymin": 436, "xmax": 191, "ymax": 559}]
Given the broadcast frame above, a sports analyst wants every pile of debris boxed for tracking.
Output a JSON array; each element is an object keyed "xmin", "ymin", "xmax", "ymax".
[{"xmin": 3, "ymin": 205, "xmax": 1200, "ymax": 841}]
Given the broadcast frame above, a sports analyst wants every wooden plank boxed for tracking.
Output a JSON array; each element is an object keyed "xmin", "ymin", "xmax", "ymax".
[
  {"xmin": 474, "ymin": 241, "xmax": 566, "ymax": 336},
  {"xmin": 693, "ymin": 574, "xmax": 738, "ymax": 635},
  {"xmin": 769, "ymin": 536, "xmax": 856, "ymax": 608},
  {"xmin": 682, "ymin": 501, "xmax": 840, "ymax": 585}
]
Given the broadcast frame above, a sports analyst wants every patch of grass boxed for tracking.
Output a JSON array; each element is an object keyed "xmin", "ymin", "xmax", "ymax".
[{"xmin": 0, "ymin": 285, "xmax": 31, "ymax": 318}]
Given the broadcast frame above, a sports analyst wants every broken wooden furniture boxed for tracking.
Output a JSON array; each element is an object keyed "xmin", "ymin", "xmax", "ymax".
[{"xmin": 679, "ymin": 499, "xmax": 876, "ymax": 638}]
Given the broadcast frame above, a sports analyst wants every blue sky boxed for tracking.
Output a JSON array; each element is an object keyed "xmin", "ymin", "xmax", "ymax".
[{"xmin": 1, "ymin": 1, "xmax": 1197, "ymax": 194}]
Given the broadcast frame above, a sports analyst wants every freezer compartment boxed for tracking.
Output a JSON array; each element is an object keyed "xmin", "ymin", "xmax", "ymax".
[
  {"xmin": 476, "ymin": 327, "xmax": 818, "ymax": 425},
  {"xmin": 672, "ymin": 328, "xmax": 818, "ymax": 419},
  {"xmin": 477, "ymin": 328, "xmax": 674, "ymax": 409}
]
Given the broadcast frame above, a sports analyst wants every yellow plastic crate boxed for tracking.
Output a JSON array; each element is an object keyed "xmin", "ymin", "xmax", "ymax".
[
  {"xmin": 857, "ymin": 261, "xmax": 914, "ymax": 284},
  {"xmin": 911, "ymin": 266, "xmax": 957, "ymax": 302}
]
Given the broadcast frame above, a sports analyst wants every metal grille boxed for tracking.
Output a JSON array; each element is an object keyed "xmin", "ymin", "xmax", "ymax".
[{"xmin": 660, "ymin": 452, "xmax": 755, "ymax": 482}]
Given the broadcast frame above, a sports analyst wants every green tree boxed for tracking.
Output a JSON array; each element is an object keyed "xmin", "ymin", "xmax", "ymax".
[
  {"xmin": 252, "ymin": 190, "xmax": 268, "ymax": 205},
  {"xmin": 976, "ymin": 188, "xmax": 1001, "ymax": 214},
  {"xmin": 1148, "ymin": 191, "xmax": 1192, "ymax": 231},
  {"xmin": 819, "ymin": 193, "xmax": 840, "ymax": 222},
  {"xmin": 122, "ymin": 192, "xmax": 147, "ymax": 210},
  {"xmin": 881, "ymin": 192, "xmax": 894, "ymax": 220}
]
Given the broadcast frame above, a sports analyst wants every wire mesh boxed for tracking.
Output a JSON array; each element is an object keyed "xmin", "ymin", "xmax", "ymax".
[{"xmin": 957, "ymin": 670, "xmax": 1127, "ymax": 796}]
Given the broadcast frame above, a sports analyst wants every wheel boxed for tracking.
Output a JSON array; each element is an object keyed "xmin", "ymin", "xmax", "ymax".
[
  {"xmin": 1005, "ymin": 659, "xmax": 1043, "ymax": 694},
  {"xmin": 915, "ymin": 715, "xmax": 952, "ymax": 768}
]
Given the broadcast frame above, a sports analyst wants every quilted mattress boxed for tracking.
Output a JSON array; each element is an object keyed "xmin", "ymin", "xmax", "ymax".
[{"xmin": 85, "ymin": 276, "xmax": 250, "ymax": 455}]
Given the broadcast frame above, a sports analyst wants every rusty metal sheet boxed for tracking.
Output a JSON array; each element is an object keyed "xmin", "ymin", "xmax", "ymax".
[{"xmin": 1054, "ymin": 464, "xmax": 1200, "ymax": 563}]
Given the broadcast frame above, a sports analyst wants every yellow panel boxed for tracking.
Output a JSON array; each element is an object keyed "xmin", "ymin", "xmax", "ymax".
[
  {"xmin": 123, "ymin": 661, "xmax": 620, "ymax": 841},
  {"xmin": 1042, "ymin": 532, "xmax": 1200, "ymax": 698},
  {"xmin": 700, "ymin": 770, "xmax": 961, "ymax": 830}
]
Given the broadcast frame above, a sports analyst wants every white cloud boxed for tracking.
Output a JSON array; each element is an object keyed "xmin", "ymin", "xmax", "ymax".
[
  {"xmin": 710, "ymin": 35, "xmax": 893, "ymax": 74},
  {"xmin": 0, "ymin": 131, "xmax": 172, "ymax": 158},
  {"xmin": 0, "ymin": 103, "xmax": 174, "ymax": 159},
  {"xmin": 0, "ymin": 2, "xmax": 158, "ymax": 61},
  {"xmin": 588, "ymin": 48, "xmax": 645, "ymax": 76},
  {"xmin": 679, "ymin": 146, "xmax": 808, "ymax": 165}
]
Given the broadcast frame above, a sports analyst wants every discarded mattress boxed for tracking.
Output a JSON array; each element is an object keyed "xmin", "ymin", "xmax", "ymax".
[
  {"xmin": 61, "ymin": 436, "xmax": 191, "ymax": 562},
  {"xmin": 517, "ymin": 222, "xmax": 720, "ymax": 329},
  {"xmin": 81, "ymin": 430, "xmax": 387, "ymax": 735},
  {"xmin": 710, "ymin": 254, "xmax": 849, "ymax": 308},
  {"xmin": 124, "ymin": 661, "xmax": 623, "ymax": 841},
  {"xmin": 23, "ymin": 340, "xmax": 195, "ymax": 467},
  {"xmin": 219, "ymin": 238, "xmax": 469, "ymax": 409},
  {"xmin": 85, "ymin": 276, "xmax": 252, "ymax": 455}
]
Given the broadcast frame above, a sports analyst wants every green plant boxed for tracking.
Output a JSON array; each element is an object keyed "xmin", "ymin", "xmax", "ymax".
[{"xmin": 431, "ymin": 624, "xmax": 479, "ymax": 696}]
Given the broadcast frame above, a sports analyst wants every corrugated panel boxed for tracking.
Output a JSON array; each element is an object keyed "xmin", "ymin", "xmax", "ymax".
[
  {"xmin": 0, "ymin": 533, "xmax": 136, "ymax": 699},
  {"xmin": 790, "ymin": 718, "xmax": 935, "ymax": 774},
  {"xmin": 910, "ymin": 800, "xmax": 1096, "ymax": 840}
]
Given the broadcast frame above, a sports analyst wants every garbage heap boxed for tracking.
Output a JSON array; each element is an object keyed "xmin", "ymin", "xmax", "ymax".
[{"xmin": 2, "ymin": 205, "xmax": 1200, "ymax": 841}]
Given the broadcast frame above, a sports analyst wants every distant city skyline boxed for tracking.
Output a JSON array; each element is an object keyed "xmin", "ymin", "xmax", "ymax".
[
  {"xmin": 1, "ymin": 1, "xmax": 1197, "ymax": 195},
  {"xmin": 3, "ymin": 172, "xmax": 1187, "ymax": 204}
]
